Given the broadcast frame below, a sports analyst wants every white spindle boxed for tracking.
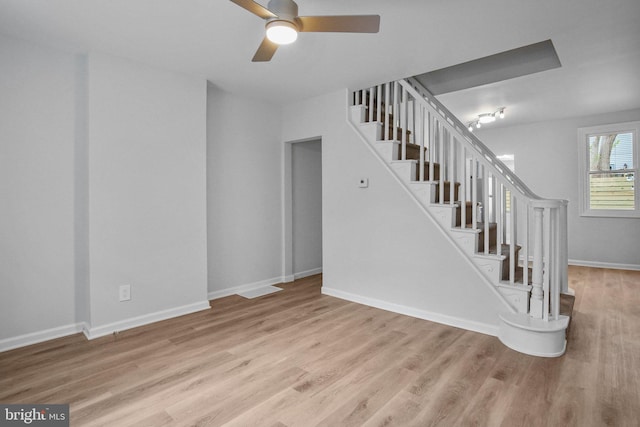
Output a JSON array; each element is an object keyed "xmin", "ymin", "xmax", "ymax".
[
  {"xmin": 402, "ymin": 87, "xmax": 408, "ymax": 160},
  {"xmin": 449, "ymin": 133, "xmax": 455, "ymax": 205},
  {"xmin": 419, "ymin": 105, "xmax": 425, "ymax": 182},
  {"xmin": 530, "ymin": 207, "xmax": 544, "ymax": 319},
  {"xmin": 472, "ymin": 158, "xmax": 477, "ymax": 229},
  {"xmin": 497, "ymin": 184, "xmax": 503, "ymax": 247},
  {"xmin": 376, "ymin": 85, "xmax": 382, "ymax": 123},
  {"xmin": 523, "ymin": 205, "xmax": 529, "ymax": 287},
  {"xmin": 368, "ymin": 87, "xmax": 374, "ymax": 122},
  {"xmin": 384, "ymin": 83, "xmax": 390, "ymax": 141},
  {"xmin": 509, "ymin": 194, "xmax": 516, "ymax": 284},
  {"xmin": 393, "ymin": 81, "xmax": 399, "ymax": 146},
  {"xmin": 551, "ymin": 207, "xmax": 560, "ymax": 319},
  {"xmin": 543, "ymin": 207, "xmax": 551, "ymax": 321},
  {"xmin": 461, "ymin": 146, "xmax": 467, "ymax": 228},
  {"xmin": 560, "ymin": 203, "xmax": 569, "ymax": 294},
  {"xmin": 483, "ymin": 167, "xmax": 490, "ymax": 255},
  {"xmin": 428, "ymin": 113, "xmax": 434, "ymax": 182},
  {"xmin": 439, "ymin": 123, "xmax": 445, "ymax": 204}
]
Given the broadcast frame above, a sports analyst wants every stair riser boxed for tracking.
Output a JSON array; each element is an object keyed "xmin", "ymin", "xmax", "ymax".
[
  {"xmin": 414, "ymin": 163, "xmax": 440, "ymax": 181},
  {"xmin": 433, "ymin": 182, "xmax": 460, "ymax": 203},
  {"xmin": 454, "ymin": 203, "xmax": 475, "ymax": 227}
]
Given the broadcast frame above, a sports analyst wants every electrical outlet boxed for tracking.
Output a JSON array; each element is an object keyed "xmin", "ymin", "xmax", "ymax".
[{"xmin": 119, "ymin": 284, "xmax": 131, "ymax": 302}]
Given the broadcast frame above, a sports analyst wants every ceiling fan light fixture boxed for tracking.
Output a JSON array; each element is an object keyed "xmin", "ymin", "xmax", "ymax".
[{"xmin": 266, "ymin": 20, "xmax": 298, "ymax": 45}]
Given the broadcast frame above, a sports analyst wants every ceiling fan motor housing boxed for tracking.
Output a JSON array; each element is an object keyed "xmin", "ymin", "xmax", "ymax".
[{"xmin": 267, "ymin": 0, "xmax": 298, "ymax": 22}]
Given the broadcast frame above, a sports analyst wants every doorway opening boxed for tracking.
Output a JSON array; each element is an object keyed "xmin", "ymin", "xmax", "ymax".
[{"xmin": 283, "ymin": 137, "xmax": 323, "ymax": 281}]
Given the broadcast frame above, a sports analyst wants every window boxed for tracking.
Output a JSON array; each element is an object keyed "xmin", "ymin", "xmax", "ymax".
[{"xmin": 578, "ymin": 121, "xmax": 639, "ymax": 217}]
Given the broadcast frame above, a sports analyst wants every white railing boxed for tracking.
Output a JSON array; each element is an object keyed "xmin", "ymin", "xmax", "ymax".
[{"xmin": 352, "ymin": 79, "xmax": 568, "ymax": 321}]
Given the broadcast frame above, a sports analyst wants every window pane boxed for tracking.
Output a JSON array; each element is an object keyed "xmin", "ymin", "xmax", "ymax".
[
  {"xmin": 589, "ymin": 171, "xmax": 635, "ymax": 210},
  {"xmin": 589, "ymin": 132, "xmax": 634, "ymax": 171}
]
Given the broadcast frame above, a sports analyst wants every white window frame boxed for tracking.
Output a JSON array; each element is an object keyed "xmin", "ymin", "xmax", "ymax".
[{"xmin": 577, "ymin": 121, "xmax": 640, "ymax": 218}]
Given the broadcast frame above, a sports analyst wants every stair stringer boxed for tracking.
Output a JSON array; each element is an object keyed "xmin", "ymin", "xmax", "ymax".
[{"xmin": 346, "ymin": 105, "xmax": 518, "ymax": 320}]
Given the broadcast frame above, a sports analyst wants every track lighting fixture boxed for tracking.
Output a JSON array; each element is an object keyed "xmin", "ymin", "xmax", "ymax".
[{"xmin": 467, "ymin": 108, "xmax": 506, "ymax": 132}]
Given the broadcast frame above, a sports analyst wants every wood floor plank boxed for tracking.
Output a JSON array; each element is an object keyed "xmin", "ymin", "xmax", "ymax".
[{"xmin": 0, "ymin": 269, "xmax": 638, "ymax": 426}]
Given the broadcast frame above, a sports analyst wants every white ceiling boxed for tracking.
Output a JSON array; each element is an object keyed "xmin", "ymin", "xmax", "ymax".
[{"xmin": 1, "ymin": 0, "xmax": 639, "ymax": 128}]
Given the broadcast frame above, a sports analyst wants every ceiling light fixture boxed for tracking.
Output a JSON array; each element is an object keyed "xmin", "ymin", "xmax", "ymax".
[
  {"xmin": 266, "ymin": 20, "xmax": 298, "ymax": 45},
  {"xmin": 478, "ymin": 113, "xmax": 496, "ymax": 124},
  {"xmin": 467, "ymin": 108, "xmax": 506, "ymax": 132}
]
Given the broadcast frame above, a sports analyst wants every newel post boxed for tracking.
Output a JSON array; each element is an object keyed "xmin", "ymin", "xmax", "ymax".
[{"xmin": 530, "ymin": 206, "xmax": 545, "ymax": 319}]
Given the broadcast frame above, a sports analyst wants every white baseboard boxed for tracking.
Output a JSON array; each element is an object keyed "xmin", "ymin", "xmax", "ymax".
[
  {"xmin": 294, "ymin": 267, "xmax": 323, "ymax": 280},
  {"xmin": 322, "ymin": 287, "xmax": 499, "ymax": 337},
  {"xmin": 83, "ymin": 300, "xmax": 211, "ymax": 340},
  {"xmin": 0, "ymin": 322, "xmax": 84, "ymax": 353},
  {"xmin": 208, "ymin": 276, "xmax": 286, "ymax": 301},
  {"xmin": 569, "ymin": 259, "xmax": 640, "ymax": 271}
]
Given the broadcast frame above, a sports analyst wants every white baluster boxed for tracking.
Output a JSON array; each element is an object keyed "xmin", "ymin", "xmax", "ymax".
[
  {"xmin": 384, "ymin": 83, "xmax": 390, "ymax": 141},
  {"xmin": 472, "ymin": 158, "xmax": 477, "ymax": 229},
  {"xmin": 449, "ymin": 133, "xmax": 455, "ymax": 205},
  {"xmin": 393, "ymin": 81, "xmax": 399, "ymax": 147},
  {"xmin": 522, "ymin": 204, "xmax": 529, "ymax": 287},
  {"xmin": 402, "ymin": 87, "xmax": 408, "ymax": 160},
  {"xmin": 530, "ymin": 207, "xmax": 544, "ymax": 319},
  {"xmin": 419, "ymin": 105, "xmax": 425, "ymax": 182},
  {"xmin": 551, "ymin": 207, "xmax": 560, "ymax": 319},
  {"xmin": 497, "ymin": 183, "xmax": 503, "ymax": 247},
  {"xmin": 368, "ymin": 87, "xmax": 374, "ymax": 123},
  {"xmin": 460, "ymin": 146, "xmax": 467, "ymax": 228},
  {"xmin": 509, "ymin": 194, "xmax": 516, "ymax": 284},
  {"xmin": 484, "ymin": 167, "xmax": 490, "ymax": 254},
  {"xmin": 439, "ymin": 123, "xmax": 445, "ymax": 204},
  {"xmin": 543, "ymin": 207, "xmax": 551, "ymax": 321},
  {"xmin": 428, "ymin": 112, "xmax": 434, "ymax": 182},
  {"xmin": 376, "ymin": 85, "xmax": 382, "ymax": 123}
]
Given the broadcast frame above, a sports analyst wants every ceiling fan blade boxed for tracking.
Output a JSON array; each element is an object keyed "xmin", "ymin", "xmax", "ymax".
[
  {"xmin": 230, "ymin": 0, "xmax": 277, "ymax": 19},
  {"xmin": 252, "ymin": 37, "xmax": 278, "ymax": 62},
  {"xmin": 297, "ymin": 15, "xmax": 380, "ymax": 33}
]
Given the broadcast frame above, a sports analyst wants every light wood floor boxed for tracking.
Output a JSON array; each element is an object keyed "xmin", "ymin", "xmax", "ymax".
[{"xmin": 1, "ymin": 266, "xmax": 639, "ymax": 426}]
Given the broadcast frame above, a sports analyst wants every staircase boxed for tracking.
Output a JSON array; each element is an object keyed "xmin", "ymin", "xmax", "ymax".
[{"xmin": 349, "ymin": 78, "xmax": 573, "ymax": 357}]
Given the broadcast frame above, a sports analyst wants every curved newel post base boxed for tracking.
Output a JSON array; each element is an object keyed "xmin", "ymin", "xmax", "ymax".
[{"xmin": 498, "ymin": 312, "xmax": 570, "ymax": 357}]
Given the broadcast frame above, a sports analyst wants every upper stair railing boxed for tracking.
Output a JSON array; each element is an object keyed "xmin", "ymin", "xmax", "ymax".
[{"xmin": 352, "ymin": 78, "xmax": 568, "ymax": 322}]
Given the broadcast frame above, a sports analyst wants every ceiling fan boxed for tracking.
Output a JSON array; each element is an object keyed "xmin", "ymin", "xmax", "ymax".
[{"xmin": 230, "ymin": 0, "xmax": 380, "ymax": 62}]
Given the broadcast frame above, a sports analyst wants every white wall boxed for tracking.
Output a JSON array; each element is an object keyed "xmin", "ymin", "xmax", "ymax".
[
  {"xmin": 282, "ymin": 90, "xmax": 507, "ymax": 331},
  {"xmin": 477, "ymin": 109, "xmax": 640, "ymax": 268},
  {"xmin": 86, "ymin": 53, "xmax": 209, "ymax": 331},
  {"xmin": 292, "ymin": 140, "xmax": 323, "ymax": 277},
  {"xmin": 0, "ymin": 35, "xmax": 77, "ymax": 341},
  {"xmin": 206, "ymin": 85, "xmax": 284, "ymax": 296}
]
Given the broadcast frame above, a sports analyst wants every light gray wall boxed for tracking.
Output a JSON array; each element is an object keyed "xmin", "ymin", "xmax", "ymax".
[
  {"xmin": 282, "ymin": 90, "xmax": 506, "ymax": 330},
  {"xmin": 292, "ymin": 140, "xmax": 322, "ymax": 277},
  {"xmin": 0, "ymin": 35, "xmax": 77, "ymax": 340},
  {"xmin": 476, "ymin": 109, "xmax": 640, "ymax": 268},
  {"xmin": 86, "ymin": 53, "xmax": 209, "ymax": 328},
  {"xmin": 206, "ymin": 85, "xmax": 283, "ymax": 294}
]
